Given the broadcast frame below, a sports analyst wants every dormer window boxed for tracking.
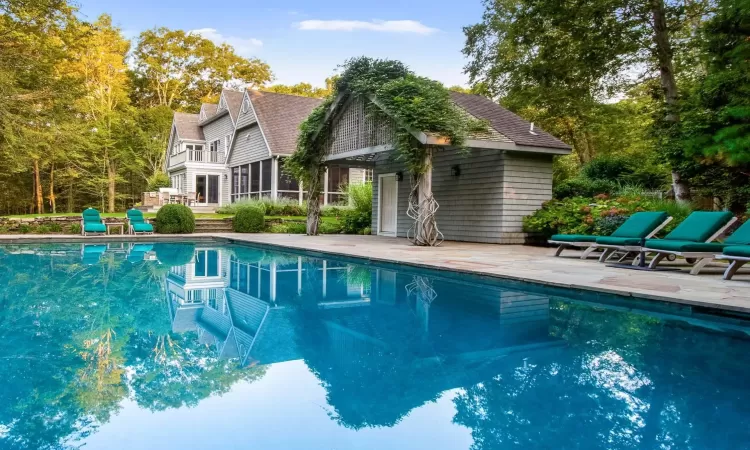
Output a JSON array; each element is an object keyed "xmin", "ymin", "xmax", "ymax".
[{"xmin": 241, "ymin": 96, "xmax": 250, "ymax": 114}]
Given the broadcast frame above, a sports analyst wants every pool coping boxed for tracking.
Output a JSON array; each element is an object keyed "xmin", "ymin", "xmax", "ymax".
[{"xmin": 1, "ymin": 233, "xmax": 748, "ymax": 316}]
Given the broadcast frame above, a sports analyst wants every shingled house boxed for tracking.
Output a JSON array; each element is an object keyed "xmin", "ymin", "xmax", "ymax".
[
  {"xmin": 165, "ymin": 89, "xmax": 367, "ymax": 209},
  {"xmin": 313, "ymin": 91, "xmax": 571, "ymax": 244}
]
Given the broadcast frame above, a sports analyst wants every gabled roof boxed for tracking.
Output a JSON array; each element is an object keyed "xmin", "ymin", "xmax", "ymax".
[
  {"xmin": 223, "ymin": 89, "xmax": 245, "ymax": 123},
  {"xmin": 249, "ymin": 90, "xmax": 323, "ymax": 155},
  {"xmin": 449, "ymin": 92, "xmax": 571, "ymax": 150},
  {"xmin": 200, "ymin": 103, "xmax": 218, "ymax": 121},
  {"xmin": 174, "ymin": 112, "xmax": 204, "ymax": 141}
]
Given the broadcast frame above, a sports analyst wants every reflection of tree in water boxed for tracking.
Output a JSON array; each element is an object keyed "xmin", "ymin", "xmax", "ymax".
[
  {"xmin": 0, "ymin": 245, "xmax": 266, "ymax": 449},
  {"xmin": 452, "ymin": 300, "xmax": 750, "ymax": 450}
]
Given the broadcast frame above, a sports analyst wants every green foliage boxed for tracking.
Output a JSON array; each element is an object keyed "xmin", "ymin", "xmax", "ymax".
[
  {"xmin": 319, "ymin": 220, "xmax": 343, "ymax": 234},
  {"xmin": 320, "ymin": 205, "xmax": 351, "ymax": 217},
  {"xmin": 233, "ymin": 206, "xmax": 265, "ymax": 233},
  {"xmin": 217, "ymin": 198, "xmax": 306, "ymax": 216},
  {"xmin": 69, "ymin": 223, "xmax": 81, "ymax": 234},
  {"xmin": 34, "ymin": 225, "xmax": 51, "ymax": 234},
  {"xmin": 268, "ymin": 222, "xmax": 307, "ymax": 234},
  {"xmin": 48, "ymin": 223, "xmax": 63, "ymax": 232},
  {"xmin": 147, "ymin": 172, "xmax": 171, "ymax": 191},
  {"xmin": 155, "ymin": 204, "xmax": 194, "ymax": 234},
  {"xmin": 524, "ymin": 195, "xmax": 694, "ymax": 238},
  {"xmin": 581, "ymin": 156, "xmax": 633, "ymax": 181},
  {"xmin": 554, "ymin": 178, "xmax": 617, "ymax": 199},
  {"xmin": 18, "ymin": 224, "xmax": 31, "ymax": 234},
  {"xmin": 340, "ymin": 210, "xmax": 372, "ymax": 234}
]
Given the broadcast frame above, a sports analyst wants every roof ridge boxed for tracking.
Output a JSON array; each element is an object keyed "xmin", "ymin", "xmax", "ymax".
[{"xmin": 254, "ymin": 90, "xmax": 326, "ymax": 101}]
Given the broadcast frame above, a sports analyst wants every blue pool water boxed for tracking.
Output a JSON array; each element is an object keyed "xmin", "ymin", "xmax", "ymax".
[{"xmin": 1, "ymin": 241, "xmax": 750, "ymax": 450}]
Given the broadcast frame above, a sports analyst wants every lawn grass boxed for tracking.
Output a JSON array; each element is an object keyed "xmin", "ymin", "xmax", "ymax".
[{"xmin": 2, "ymin": 212, "xmax": 337, "ymax": 222}]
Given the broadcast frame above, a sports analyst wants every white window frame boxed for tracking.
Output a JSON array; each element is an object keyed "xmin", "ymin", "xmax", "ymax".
[
  {"xmin": 219, "ymin": 95, "xmax": 227, "ymax": 109},
  {"xmin": 241, "ymin": 96, "xmax": 250, "ymax": 114},
  {"xmin": 209, "ymin": 140, "xmax": 220, "ymax": 153},
  {"xmin": 376, "ymin": 173, "xmax": 399, "ymax": 237}
]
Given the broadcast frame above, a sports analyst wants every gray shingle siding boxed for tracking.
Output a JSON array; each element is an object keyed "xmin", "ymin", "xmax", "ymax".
[
  {"xmin": 371, "ymin": 149, "xmax": 553, "ymax": 243},
  {"xmin": 227, "ymin": 124, "xmax": 269, "ymax": 167},
  {"xmin": 202, "ymin": 114, "xmax": 234, "ymax": 156},
  {"xmin": 236, "ymin": 96, "xmax": 258, "ymax": 129}
]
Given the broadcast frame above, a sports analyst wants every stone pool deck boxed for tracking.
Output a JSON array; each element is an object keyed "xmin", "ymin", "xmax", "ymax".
[{"xmin": 1, "ymin": 233, "xmax": 748, "ymax": 313}]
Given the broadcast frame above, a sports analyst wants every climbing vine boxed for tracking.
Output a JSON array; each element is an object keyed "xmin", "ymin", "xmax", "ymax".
[{"xmin": 286, "ymin": 56, "xmax": 487, "ymax": 236}]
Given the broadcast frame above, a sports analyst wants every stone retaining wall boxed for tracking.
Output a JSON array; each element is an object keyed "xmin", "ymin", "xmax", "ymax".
[{"xmin": 0, "ymin": 216, "xmax": 128, "ymax": 234}]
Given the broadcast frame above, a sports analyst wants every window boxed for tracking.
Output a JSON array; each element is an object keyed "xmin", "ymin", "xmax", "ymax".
[
  {"xmin": 209, "ymin": 140, "xmax": 220, "ymax": 153},
  {"xmin": 261, "ymin": 159, "xmax": 272, "ymax": 193},
  {"xmin": 241, "ymin": 96, "xmax": 250, "ymax": 114},
  {"xmin": 278, "ymin": 158, "xmax": 300, "ymax": 200},
  {"xmin": 241, "ymin": 165, "xmax": 249, "ymax": 194},
  {"xmin": 364, "ymin": 169, "xmax": 373, "ymax": 183},
  {"xmin": 232, "ymin": 167, "xmax": 239, "ymax": 197},
  {"xmin": 185, "ymin": 144, "xmax": 204, "ymax": 152},
  {"xmin": 194, "ymin": 250, "xmax": 219, "ymax": 277},
  {"xmin": 250, "ymin": 162, "xmax": 260, "ymax": 194},
  {"xmin": 327, "ymin": 166, "xmax": 349, "ymax": 204}
]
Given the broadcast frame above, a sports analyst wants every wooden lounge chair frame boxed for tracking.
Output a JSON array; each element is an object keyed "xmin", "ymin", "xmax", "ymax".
[{"xmin": 639, "ymin": 217, "xmax": 738, "ymax": 275}]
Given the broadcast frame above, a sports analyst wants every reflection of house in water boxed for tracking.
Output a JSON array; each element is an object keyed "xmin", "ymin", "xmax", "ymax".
[{"xmin": 166, "ymin": 245, "xmax": 558, "ymax": 369}]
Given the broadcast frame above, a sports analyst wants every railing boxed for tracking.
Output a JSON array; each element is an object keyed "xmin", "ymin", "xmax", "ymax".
[{"xmin": 169, "ymin": 151, "xmax": 225, "ymax": 167}]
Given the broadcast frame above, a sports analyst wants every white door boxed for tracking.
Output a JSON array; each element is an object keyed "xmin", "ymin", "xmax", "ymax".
[{"xmin": 379, "ymin": 174, "xmax": 398, "ymax": 236}]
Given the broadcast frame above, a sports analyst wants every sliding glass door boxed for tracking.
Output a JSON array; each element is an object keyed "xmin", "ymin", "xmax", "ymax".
[{"xmin": 196, "ymin": 175, "xmax": 220, "ymax": 204}]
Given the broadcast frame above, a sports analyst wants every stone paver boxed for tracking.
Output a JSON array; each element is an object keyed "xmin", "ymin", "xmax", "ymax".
[{"xmin": 1, "ymin": 233, "xmax": 748, "ymax": 313}]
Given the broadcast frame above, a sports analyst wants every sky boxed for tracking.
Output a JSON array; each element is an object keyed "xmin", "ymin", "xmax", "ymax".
[{"xmin": 77, "ymin": 0, "xmax": 487, "ymax": 88}]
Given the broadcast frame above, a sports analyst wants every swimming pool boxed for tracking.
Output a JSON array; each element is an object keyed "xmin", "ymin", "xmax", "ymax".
[{"xmin": 1, "ymin": 241, "xmax": 749, "ymax": 449}]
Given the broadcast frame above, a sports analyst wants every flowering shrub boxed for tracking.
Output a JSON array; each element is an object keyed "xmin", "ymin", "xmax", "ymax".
[{"xmin": 523, "ymin": 195, "xmax": 694, "ymax": 238}]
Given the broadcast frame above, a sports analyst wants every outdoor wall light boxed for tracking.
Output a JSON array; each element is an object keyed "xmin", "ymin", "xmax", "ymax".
[
  {"xmin": 451, "ymin": 165, "xmax": 461, "ymax": 177},
  {"xmin": 396, "ymin": 171, "xmax": 404, "ymax": 182}
]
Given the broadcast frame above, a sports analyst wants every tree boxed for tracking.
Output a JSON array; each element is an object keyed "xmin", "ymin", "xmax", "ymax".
[
  {"xmin": 463, "ymin": 0, "xmax": 710, "ymax": 200},
  {"xmin": 264, "ymin": 82, "xmax": 329, "ymax": 98},
  {"xmin": 64, "ymin": 15, "xmax": 132, "ymax": 212},
  {"xmin": 131, "ymin": 27, "xmax": 273, "ymax": 110}
]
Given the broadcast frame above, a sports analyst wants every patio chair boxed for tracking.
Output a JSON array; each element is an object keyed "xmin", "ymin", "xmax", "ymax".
[
  {"xmin": 639, "ymin": 211, "xmax": 738, "ymax": 274},
  {"xmin": 81, "ymin": 208, "xmax": 106, "ymax": 236},
  {"xmin": 549, "ymin": 211, "xmax": 671, "ymax": 260},
  {"xmin": 717, "ymin": 245, "xmax": 750, "ymax": 280},
  {"xmin": 186, "ymin": 192, "xmax": 197, "ymax": 207},
  {"xmin": 81, "ymin": 244, "xmax": 107, "ymax": 265},
  {"xmin": 126, "ymin": 243, "xmax": 154, "ymax": 263},
  {"xmin": 126, "ymin": 208, "xmax": 154, "ymax": 235}
]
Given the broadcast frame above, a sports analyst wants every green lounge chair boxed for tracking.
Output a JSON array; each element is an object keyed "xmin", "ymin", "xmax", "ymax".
[
  {"xmin": 81, "ymin": 244, "xmax": 107, "ymax": 265},
  {"xmin": 126, "ymin": 209, "xmax": 154, "ymax": 235},
  {"xmin": 127, "ymin": 243, "xmax": 154, "ymax": 263},
  {"xmin": 81, "ymin": 208, "xmax": 106, "ymax": 236},
  {"xmin": 717, "ymin": 245, "xmax": 750, "ymax": 280},
  {"xmin": 549, "ymin": 211, "xmax": 672, "ymax": 260},
  {"xmin": 640, "ymin": 211, "xmax": 738, "ymax": 274}
]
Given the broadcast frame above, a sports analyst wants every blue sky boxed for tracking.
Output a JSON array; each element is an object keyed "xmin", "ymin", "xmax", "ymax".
[{"xmin": 77, "ymin": 0, "xmax": 485, "ymax": 88}]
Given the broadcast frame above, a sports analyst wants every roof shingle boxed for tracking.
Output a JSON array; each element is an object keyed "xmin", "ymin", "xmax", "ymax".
[
  {"xmin": 174, "ymin": 112, "xmax": 204, "ymax": 141},
  {"xmin": 249, "ymin": 91, "xmax": 323, "ymax": 155},
  {"xmin": 449, "ymin": 92, "xmax": 571, "ymax": 150},
  {"xmin": 200, "ymin": 103, "xmax": 218, "ymax": 120},
  {"xmin": 223, "ymin": 89, "xmax": 245, "ymax": 123}
]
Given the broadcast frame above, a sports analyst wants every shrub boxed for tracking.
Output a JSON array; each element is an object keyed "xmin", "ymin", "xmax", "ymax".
[
  {"xmin": 18, "ymin": 224, "xmax": 31, "ymax": 234},
  {"xmin": 217, "ymin": 198, "xmax": 306, "ymax": 216},
  {"xmin": 319, "ymin": 220, "xmax": 343, "ymax": 234},
  {"xmin": 523, "ymin": 194, "xmax": 695, "ymax": 238},
  {"xmin": 268, "ymin": 222, "xmax": 306, "ymax": 234},
  {"xmin": 147, "ymin": 172, "xmax": 171, "ymax": 191},
  {"xmin": 346, "ymin": 181, "xmax": 373, "ymax": 213},
  {"xmin": 553, "ymin": 178, "xmax": 617, "ymax": 199},
  {"xmin": 48, "ymin": 223, "xmax": 62, "ymax": 233},
  {"xmin": 594, "ymin": 214, "xmax": 629, "ymax": 236},
  {"xmin": 155, "ymin": 204, "xmax": 195, "ymax": 234},
  {"xmin": 321, "ymin": 205, "xmax": 352, "ymax": 217},
  {"xmin": 69, "ymin": 223, "xmax": 81, "ymax": 235},
  {"xmin": 581, "ymin": 156, "xmax": 633, "ymax": 181},
  {"xmin": 35, "ymin": 225, "xmax": 51, "ymax": 234},
  {"xmin": 233, "ymin": 206, "xmax": 265, "ymax": 233},
  {"xmin": 340, "ymin": 209, "xmax": 371, "ymax": 234}
]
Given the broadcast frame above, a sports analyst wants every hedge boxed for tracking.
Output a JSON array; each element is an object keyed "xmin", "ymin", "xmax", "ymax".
[
  {"xmin": 155, "ymin": 204, "xmax": 195, "ymax": 234},
  {"xmin": 233, "ymin": 206, "xmax": 265, "ymax": 233}
]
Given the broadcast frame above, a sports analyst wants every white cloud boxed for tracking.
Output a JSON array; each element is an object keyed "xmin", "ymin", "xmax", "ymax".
[
  {"xmin": 295, "ymin": 20, "xmax": 438, "ymax": 35},
  {"xmin": 190, "ymin": 28, "xmax": 263, "ymax": 57}
]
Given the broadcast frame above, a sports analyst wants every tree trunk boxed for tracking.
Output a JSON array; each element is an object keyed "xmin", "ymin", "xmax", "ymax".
[
  {"xmin": 412, "ymin": 148, "xmax": 442, "ymax": 246},
  {"xmin": 48, "ymin": 163, "xmax": 56, "ymax": 213},
  {"xmin": 33, "ymin": 159, "xmax": 43, "ymax": 214},
  {"xmin": 306, "ymin": 167, "xmax": 323, "ymax": 235},
  {"xmin": 651, "ymin": 0, "xmax": 691, "ymax": 201},
  {"xmin": 67, "ymin": 179, "xmax": 74, "ymax": 213},
  {"xmin": 107, "ymin": 160, "xmax": 116, "ymax": 213}
]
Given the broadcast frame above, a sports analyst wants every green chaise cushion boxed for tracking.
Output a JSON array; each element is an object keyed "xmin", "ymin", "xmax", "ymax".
[
  {"xmin": 665, "ymin": 211, "xmax": 734, "ymax": 242},
  {"xmin": 723, "ymin": 246, "xmax": 750, "ymax": 258},
  {"xmin": 132, "ymin": 223, "xmax": 153, "ymax": 232},
  {"xmin": 127, "ymin": 209, "xmax": 145, "ymax": 223},
  {"xmin": 550, "ymin": 234, "xmax": 597, "ymax": 243},
  {"xmin": 595, "ymin": 236, "xmax": 645, "ymax": 246},
  {"xmin": 82, "ymin": 208, "xmax": 102, "ymax": 224},
  {"xmin": 84, "ymin": 223, "xmax": 106, "ymax": 233},
  {"xmin": 610, "ymin": 211, "xmax": 669, "ymax": 238},
  {"xmin": 725, "ymin": 220, "xmax": 750, "ymax": 246},
  {"xmin": 644, "ymin": 239, "xmax": 726, "ymax": 253}
]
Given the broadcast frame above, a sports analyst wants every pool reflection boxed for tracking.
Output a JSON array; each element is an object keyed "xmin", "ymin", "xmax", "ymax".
[{"xmin": 1, "ymin": 242, "xmax": 750, "ymax": 449}]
